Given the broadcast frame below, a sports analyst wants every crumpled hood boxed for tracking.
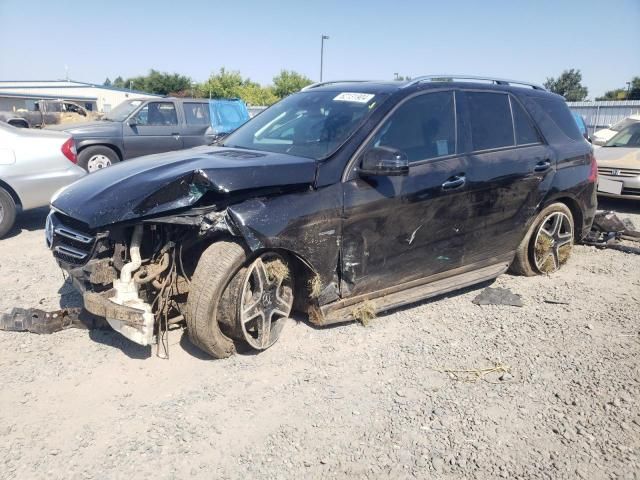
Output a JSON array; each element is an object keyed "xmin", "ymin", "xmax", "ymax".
[
  {"xmin": 596, "ymin": 147, "xmax": 640, "ymax": 168},
  {"xmin": 52, "ymin": 145, "xmax": 317, "ymax": 228},
  {"xmin": 46, "ymin": 120, "xmax": 121, "ymax": 136}
]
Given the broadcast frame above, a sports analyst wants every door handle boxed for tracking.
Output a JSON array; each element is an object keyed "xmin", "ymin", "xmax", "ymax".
[
  {"xmin": 442, "ymin": 175, "xmax": 466, "ymax": 190},
  {"xmin": 534, "ymin": 160, "xmax": 551, "ymax": 172},
  {"xmin": 171, "ymin": 132, "xmax": 180, "ymax": 136}
]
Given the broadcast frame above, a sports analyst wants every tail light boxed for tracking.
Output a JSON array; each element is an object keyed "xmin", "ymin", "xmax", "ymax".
[
  {"xmin": 587, "ymin": 151, "xmax": 597, "ymax": 183},
  {"xmin": 61, "ymin": 138, "xmax": 77, "ymax": 164}
]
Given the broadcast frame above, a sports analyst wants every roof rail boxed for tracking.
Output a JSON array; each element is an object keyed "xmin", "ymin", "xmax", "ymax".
[
  {"xmin": 301, "ymin": 80, "xmax": 370, "ymax": 91},
  {"xmin": 404, "ymin": 75, "xmax": 546, "ymax": 91}
]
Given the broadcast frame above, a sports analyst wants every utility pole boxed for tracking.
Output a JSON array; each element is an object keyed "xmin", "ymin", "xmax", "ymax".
[{"xmin": 320, "ymin": 35, "xmax": 330, "ymax": 81}]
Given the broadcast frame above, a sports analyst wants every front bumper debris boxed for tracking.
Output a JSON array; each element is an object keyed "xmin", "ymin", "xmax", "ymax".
[
  {"xmin": 0, "ymin": 307, "xmax": 107, "ymax": 334},
  {"xmin": 84, "ymin": 291, "xmax": 155, "ymax": 346}
]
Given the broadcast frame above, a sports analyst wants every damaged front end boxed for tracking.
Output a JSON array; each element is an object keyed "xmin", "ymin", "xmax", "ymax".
[{"xmin": 47, "ymin": 206, "xmax": 237, "ymax": 347}]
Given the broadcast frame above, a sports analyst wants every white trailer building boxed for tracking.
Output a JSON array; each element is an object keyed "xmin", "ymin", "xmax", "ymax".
[{"xmin": 0, "ymin": 80, "xmax": 160, "ymax": 113}]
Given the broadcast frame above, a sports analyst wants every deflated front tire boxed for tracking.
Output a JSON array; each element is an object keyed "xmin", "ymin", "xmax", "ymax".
[{"xmin": 186, "ymin": 241, "xmax": 295, "ymax": 359}]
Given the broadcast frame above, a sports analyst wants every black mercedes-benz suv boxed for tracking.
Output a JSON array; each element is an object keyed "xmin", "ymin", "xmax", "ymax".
[{"xmin": 47, "ymin": 75, "xmax": 597, "ymax": 358}]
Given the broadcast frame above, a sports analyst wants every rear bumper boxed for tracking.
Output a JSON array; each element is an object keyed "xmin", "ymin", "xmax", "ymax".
[{"xmin": 10, "ymin": 166, "xmax": 85, "ymax": 211}]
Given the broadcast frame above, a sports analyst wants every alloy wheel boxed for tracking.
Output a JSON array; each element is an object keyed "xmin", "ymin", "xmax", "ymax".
[
  {"xmin": 533, "ymin": 211, "xmax": 573, "ymax": 273},
  {"xmin": 238, "ymin": 253, "xmax": 293, "ymax": 350}
]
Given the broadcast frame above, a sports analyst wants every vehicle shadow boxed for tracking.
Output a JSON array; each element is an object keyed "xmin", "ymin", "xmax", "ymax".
[
  {"xmin": 4, "ymin": 207, "xmax": 49, "ymax": 239},
  {"xmin": 57, "ymin": 277, "xmax": 83, "ymax": 309},
  {"xmin": 88, "ymin": 328, "xmax": 152, "ymax": 360}
]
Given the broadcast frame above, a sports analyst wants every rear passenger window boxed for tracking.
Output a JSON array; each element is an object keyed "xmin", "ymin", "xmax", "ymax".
[
  {"xmin": 184, "ymin": 103, "xmax": 211, "ymax": 126},
  {"xmin": 467, "ymin": 92, "xmax": 514, "ymax": 151},
  {"xmin": 511, "ymin": 98, "xmax": 541, "ymax": 145},
  {"xmin": 533, "ymin": 97, "xmax": 583, "ymax": 142},
  {"xmin": 370, "ymin": 91, "xmax": 456, "ymax": 163}
]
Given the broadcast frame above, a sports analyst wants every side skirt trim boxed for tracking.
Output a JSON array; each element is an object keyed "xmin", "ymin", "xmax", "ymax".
[{"xmin": 314, "ymin": 253, "xmax": 514, "ymax": 326}]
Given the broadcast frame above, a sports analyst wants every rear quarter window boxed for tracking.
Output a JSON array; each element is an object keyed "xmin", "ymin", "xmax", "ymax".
[{"xmin": 532, "ymin": 97, "xmax": 583, "ymax": 142}]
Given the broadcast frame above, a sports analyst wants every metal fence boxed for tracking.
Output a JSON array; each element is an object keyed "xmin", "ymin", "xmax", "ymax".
[{"xmin": 567, "ymin": 100, "xmax": 640, "ymax": 136}]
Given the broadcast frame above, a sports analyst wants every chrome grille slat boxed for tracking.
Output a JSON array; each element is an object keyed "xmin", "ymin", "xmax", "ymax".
[
  {"xmin": 55, "ymin": 226, "xmax": 94, "ymax": 244},
  {"xmin": 598, "ymin": 167, "xmax": 640, "ymax": 178},
  {"xmin": 48, "ymin": 212, "xmax": 97, "ymax": 266},
  {"xmin": 54, "ymin": 245, "xmax": 88, "ymax": 260}
]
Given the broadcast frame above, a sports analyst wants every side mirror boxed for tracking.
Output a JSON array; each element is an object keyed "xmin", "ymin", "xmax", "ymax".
[
  {"xmin": 359, "ymin": 146, "xmax": 409, "ymax": 176},
  {"xmin": 127, "ymin": 118, "xmax": 137, "ymax": 127}
]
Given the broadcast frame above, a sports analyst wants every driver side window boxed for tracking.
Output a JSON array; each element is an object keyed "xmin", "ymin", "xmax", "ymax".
[
  {"xmin": 134, "ymin": 102, "xmax": 178, "ymax": 126},
  {"xmin": 369, "ymin": 91, "xmax": 456, "ymax": 163}
]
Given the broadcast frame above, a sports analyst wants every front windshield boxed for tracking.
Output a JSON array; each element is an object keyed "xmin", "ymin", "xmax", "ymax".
[
  {"xmin": 604, "ymin": 123, "xmax": 640, "ymax": 147},
  {"xmin": 104, "ymin": 100, "xmax": 144, "ymax": 121},
  {"xmin": 611, "ymin": 118, "xmax": 639, "ymax": 132},
  {"xmin": 221, "ymin": 90, "xmax": 387, "ymax": 160}
]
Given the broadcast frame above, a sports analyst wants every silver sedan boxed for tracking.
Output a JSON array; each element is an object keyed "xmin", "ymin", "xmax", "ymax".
[{"xmin": 0, "ymin": 122, "xmax": 86, "ymax": 238}]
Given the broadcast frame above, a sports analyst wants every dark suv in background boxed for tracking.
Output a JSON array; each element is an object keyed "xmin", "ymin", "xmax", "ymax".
[
  {"xmin": 50, "ymin": 97, "xmax": 249, "ymax": 172},
  {"xmin": 47, "ymin": 75, "xmax": 597, "ymax": 358}
]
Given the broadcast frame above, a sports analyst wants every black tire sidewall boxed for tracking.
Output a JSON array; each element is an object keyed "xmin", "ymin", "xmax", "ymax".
[
  {"xmin": 77, "ymin": 146, "xmax": 119, "ymax": 172},
  {"xmin": 0, "ymin": 188, "xmax": 17, "ymax": 238},
  {"xmin": 186, "ymin": 241, "xmax": 249, "ymax": 358}
]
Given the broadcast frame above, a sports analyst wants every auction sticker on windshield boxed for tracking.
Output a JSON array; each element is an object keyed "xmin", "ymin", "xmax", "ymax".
[{"xmin": 334, "ymin": 93, "xmax": 375, "ymax": 103}]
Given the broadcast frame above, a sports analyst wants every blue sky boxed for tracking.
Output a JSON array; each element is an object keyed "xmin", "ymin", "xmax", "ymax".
[{"xmin": 0, "ymin": 0, "xmax": 638, "ymax": 98}]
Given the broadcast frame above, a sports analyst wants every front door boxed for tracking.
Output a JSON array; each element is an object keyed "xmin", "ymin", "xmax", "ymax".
[
  {"xmin": 341, "ymin": 90, "xmax": 472, "ymax": 297},
  {"xmin": 123, "ymin": 101, "xmax": 184, "ymax": 159}
]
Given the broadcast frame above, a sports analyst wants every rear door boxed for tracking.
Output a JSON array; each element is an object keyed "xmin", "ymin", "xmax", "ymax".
[
  {"xmin": 123, "ymin": 101, "xmax": 184, "ymax": 159},
  {"xmin": 459, "ymin": 90, "xmax": 552, "ymax": 264},
  {"xmin": 181, "ymin": 101, "xmax": 213, "ymax": 148}
]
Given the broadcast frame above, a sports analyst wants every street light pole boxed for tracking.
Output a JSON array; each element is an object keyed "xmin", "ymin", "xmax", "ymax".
[{"xmin": 320, "ymin": 35, "xmax": 329, "ymax": 81}]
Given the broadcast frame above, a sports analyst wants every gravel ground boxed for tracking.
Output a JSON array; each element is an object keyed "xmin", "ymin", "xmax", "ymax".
[{"xmin": 1, "ymin": 198, "xmax": 639, "ymax": 480}]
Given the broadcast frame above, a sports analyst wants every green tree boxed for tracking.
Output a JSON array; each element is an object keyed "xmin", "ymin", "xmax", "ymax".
[
  {"xmin": 597, "ymin": 88, "xmax": 628, "ymax": 101},
  {"xmin": 598, "ymin": 76, "xmax": 640, "ymax": 100},
  {"xmin": 103, "ymin": 77, "xmax": 112, "ymax": 87},
  {"xmin": 630, "ymin": 77, "xmax": 640, "ymax": 100},
  {"xmin": 112, "ymin": 76, "xmax": 125, "ymax": 88},
  {"xmin": 272, "ymin": 70, "xmax": 312, "ymax": 98},
  {"xmin": 122, "ymin": 69, "xmax": 192, "ymax": 95},
  {"xmin": 198, "ymin": 68, "xmax": 279, "ymax": 106},
  {"xmin": 199, "ymin": 68, "xmax": 245, "ymax": 98},
  {"xmin": 543, "ymin": 69, "xmax": 588, "ymax": 101}
]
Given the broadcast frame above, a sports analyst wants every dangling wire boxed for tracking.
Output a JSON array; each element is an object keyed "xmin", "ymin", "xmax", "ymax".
[{"xmin": 155, "ymin": 248, "xmax": 176, "ymax": 360}]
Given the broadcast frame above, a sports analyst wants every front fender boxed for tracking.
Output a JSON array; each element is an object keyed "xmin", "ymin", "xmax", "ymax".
[{"xmin": 225, "ymin": 183, "xmax": 343, "ymax": 294}]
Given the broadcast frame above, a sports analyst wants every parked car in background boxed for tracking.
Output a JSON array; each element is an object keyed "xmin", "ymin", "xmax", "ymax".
[
  {"xmin": 0, "ymin": 122, "xmax": 85, "ymax": 238},
  {"xmin": 572, "ymin": 112, "xmax": 590, "ymax": 142},
  {"xmin": 596, "ymin": 122, "xmax": 640, "ymax": 200},
  {"xmin": 47, "ymin": 76, "xmax": 597, "ymax": 358},
  {"xmin": 0, "ymin": 99, "xmax": 101, "ymax": 129},
  {"xmin": 592, "ymin": 115, "xmax": 640, "ymax": 146},
  {"xmin": 50, "ymin": 97, "xmax": 250, "ymax": 172}
]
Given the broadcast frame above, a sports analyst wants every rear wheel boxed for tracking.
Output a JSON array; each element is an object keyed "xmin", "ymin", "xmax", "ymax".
[
  {"xmin": 511, "ymin": 203, "xmax": 574, "ymax": 276},
  {"xmin": 78, "ymin": 146, "xmax": 119, "ymax": 173},
  {"xmin": 186, "ymin": 241, "xmax": 294, "ymax": 359},
  {"xmin": 0, "ymin": 187, "xmax": 17, "ymax": 238}
]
